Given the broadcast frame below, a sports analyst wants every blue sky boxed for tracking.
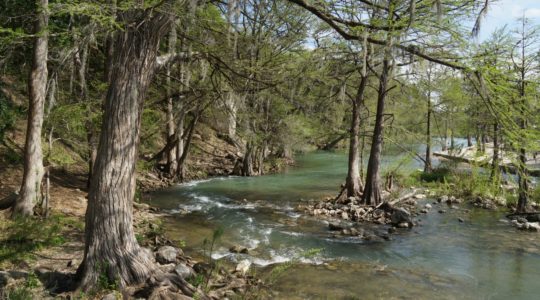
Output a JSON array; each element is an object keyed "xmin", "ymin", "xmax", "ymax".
[{"xmin": 479, "ymin": 0, "xmax": 540, "ymax": 40}]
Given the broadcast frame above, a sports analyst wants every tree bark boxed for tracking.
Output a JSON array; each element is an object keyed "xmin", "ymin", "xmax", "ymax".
[
  {"xmin": 345, "ymin": 75, "xmax": 368, "ymax": 198},
  {"xmin": 166, "ymin": 25, "xmax": 177, "ymax": 177},
  {"xmin": 490, "ymin": 122, "xmax": 500, "ymax": 182},
  {"xmin": 424, "ymin": 79, "xmax": 432, "ymax": 173},
  {"xmin": 362, "ymin": 55, "xmax": 390, "ymax": 206},
  {"xmin": 13, "ymin": 0, "xmax": 49, "ymax": 217},
  {"xmin": 76, "ymin": 9, "xmax": 171, "ymax": 290},
  {"xmin": 177, "ymin": 111, "xmax": 199, "ymax": 181}
]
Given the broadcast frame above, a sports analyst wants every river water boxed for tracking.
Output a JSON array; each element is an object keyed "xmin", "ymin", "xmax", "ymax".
[{"xmin": 147, "ymin": 151, "xmax": 540, "ymax": 299}]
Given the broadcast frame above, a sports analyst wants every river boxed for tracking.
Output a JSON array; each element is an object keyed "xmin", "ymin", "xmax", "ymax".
[{"xmin": 147, "ymin": 150, "xmax": 540, "ymax": 299}]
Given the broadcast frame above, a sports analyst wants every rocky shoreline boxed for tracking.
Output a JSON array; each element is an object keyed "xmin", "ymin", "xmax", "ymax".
[{"xmin": 300, "ymin": 188, "xmax": 539, "ymax": 240}]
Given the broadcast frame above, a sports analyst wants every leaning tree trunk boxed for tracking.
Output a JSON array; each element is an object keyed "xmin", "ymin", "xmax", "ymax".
[
  {"xmin": 362, "ymin": 56, "xmax": 390, "ymax": 206},
  {"xmin": 345, "ymin": 75, "xmax": 368, "ymax": 198},
  {"xmin": 76, "ymin": 9, "xmax": 171, "ymax": 290},
  {"xmin": 13, "ymin": 0, "xmax": 49, "ymax": 217}
]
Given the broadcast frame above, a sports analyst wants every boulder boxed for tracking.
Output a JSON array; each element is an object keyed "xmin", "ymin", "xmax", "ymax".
[
  {"xmin": 414, "ymin": 194, "xmax": 426, "ymax": 199},
  {"xmin": 101, "ymin": 293, "xmax": 117, "ymax": 300},
  {"xmin": 420, "ymin": 208, "xmax": 428, "ymax": 214},
  {"xmin": 424, "ymin": 204, "xmax": 432, "ymax": 209},
  {"xmin": 174, "ymin": 263, "xmax": 194, "ymax": 279},
  {"xmin": 390, "ymin": 208, "xmax": 413, "ymax": 226},
  {"xmin": 341, "ymin": 211, "xmax": 349, "ymax": 220},
  {"xmin": 438, "ymin": 195, "xmax": 448, "ymax": 203},
  {"xmin": 155, "ymin": 246, "xmax": 178, "ymax": 264},
  {"xmin": 229, "ymin": 245, "xmax": 249, "ymax": 254},
  {"xmin": 396, "ymin": 222, "xmax": 409, "ymax": 228},
  {"xmin": 235, "ymin": 259, "xmax": 251, "ymax": 274},
  {"xmin": 328, "ymin": 222, "xmax": 344, "ymax": 231}
]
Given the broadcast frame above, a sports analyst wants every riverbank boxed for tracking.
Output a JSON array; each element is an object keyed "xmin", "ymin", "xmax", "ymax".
[
  {"xmin": 0, "ymin": 123, "xmax": 276, "ymax": 299},
  {"xmin": 0, "ymin": 166, "xmax": 269, "ymax": 299}
]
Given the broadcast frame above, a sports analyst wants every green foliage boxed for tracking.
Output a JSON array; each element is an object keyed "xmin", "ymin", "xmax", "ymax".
[
  {"xmin": 1, "ymin": 272, "xmax": 41, "ymax": 300},
  {"xmin": 0, "ymin": 95, "xmax": 18, "ymax": 141},
  {"xmin": 420, "ymin": 167, "xmax": 453, "ymax": 183},
  {"xmin": 0, "ymin": 214, "xmax": 76, "ymax": 268},
  {"xmin": 96, "ymin": 261, "xmax": 119, "ymax": 292}
]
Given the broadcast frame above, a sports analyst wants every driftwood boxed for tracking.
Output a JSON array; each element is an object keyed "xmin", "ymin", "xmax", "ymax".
[{"xmin": 375, "ymin": 189, "xmax": 417, "ymax": 210}]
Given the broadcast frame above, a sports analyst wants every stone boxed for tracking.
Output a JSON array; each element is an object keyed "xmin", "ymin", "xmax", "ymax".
[
  {"xmin": 349, "ymin": 227, "xmax": 362, "ymax": 236},
  {"xmin": 341, "ymin": 211, "xmax": 349, "ymax": 220},
  {"xmin": 388, "ymin": 227, "xmax": 396, "ymax": 234},
  {"xmin": 101, "ymin": 293, "xmax": 117, "ymax": 300},
  {"xmin": 156, "ymin": 246, "xmax": 178, "ymax": 264},
  {"xmin": 193, "ymin": 262, "xmax": 213, "ymax": 275},
  {"xmin": 235, "ymin": 259, "xmax": 252, "ymax": 275},
  {"xmin": 175, "ymin": 263, "xmax": 194, "ymax": 279},
  {"xmin": 438, "ymin": 195, "xmax": 448, "ymax": 203},
  {"xmin": 396, "ymin": 222, "xmax": 409, "ymax": 228},
  {"xmin": 341, "ymin": 229, "xmax": 351, "ymax": 235},
  {"xmin": 229, "ymin": 245, "xmax": 249, "ymax": 254},
  {"xmin": 328, "ymin": 223, "xmax": 344, "ymax": 231},
  {"xmin": 414, "ymin": 194, "xmax": 426, "ymax": 199},
  {"xmin": 425, "ymin": 204, "xmax": 432, "ymax": 209},
  {"xmin": 390, "ymin": 208, "xmax": 412, "ymax": 226},
  {"xmin": 517, "ymin": 217, "xmax": 528, "ymax": 224},
  {"xmin": 458, "ymin": 218, "xmax": 464, "ymax": 223},
  {"xmin": 420, "ymin": 209, "xmax": 428, "ymax": 214},
  {"xmin": 438, "ymin": 210, "xmax": 446, "ymax": 214}
]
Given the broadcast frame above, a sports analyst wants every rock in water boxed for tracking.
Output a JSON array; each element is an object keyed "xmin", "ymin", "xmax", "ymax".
[
  {"xmin": 425, "ymin": 204, "xmax": 432, "ymax": 209},
  {"xmin": 155, "ymin": 246, "xmax": 178, "ymax": 264},
  {"xmin": 175, "ymin": 263, "xmax": 194, "ymax": 279},
  {"xmin": 390, "ymin": 208, "xmax": 413, "ymax": 227},
  {"xmin": 236, "ymin": 259, "xmax": 252, "ymax": 275},
  {"xmin": 229, "ymin": 245, "xmax": 249, "ymax": 254},
  {"xmin": 328, "ymin": 222, "xmax": 344, "ymax": 231}
]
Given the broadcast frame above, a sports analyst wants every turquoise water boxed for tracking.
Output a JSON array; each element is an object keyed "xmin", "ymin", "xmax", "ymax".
[{"xmin": 147, "ymin": 151, "xmax": 540, "ymax": 299}]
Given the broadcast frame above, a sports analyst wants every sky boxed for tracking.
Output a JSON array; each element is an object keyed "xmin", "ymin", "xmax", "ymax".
[{"xmin": 479, "ymin": 0, "xmax": 540, "ymax": 40}]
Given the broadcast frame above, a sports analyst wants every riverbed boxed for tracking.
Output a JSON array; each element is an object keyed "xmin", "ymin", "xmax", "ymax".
[{"xmin": 147, "ymin": 151, "xmax": 540, "ymax": 299}]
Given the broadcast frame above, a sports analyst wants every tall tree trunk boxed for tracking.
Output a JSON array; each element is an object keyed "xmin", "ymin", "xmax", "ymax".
[
  {"xmin": 517, "ymin": 63, "xmax": 529, "ymax": 213},
  {"xmin": 242, "ymin": 141, "xmax": 255, "ymax": 176},
  {"xmin": 362, "ymin": 55, "xmax": 390, "ymax": 206},
  {"xmin": 345, "ymin": 75, "xmax": 368, "ymax": 198},
  {"xmin": 467, "ymin": 131, "xmax": 472, "ymax": 147},
  {"xmin": 442, "ymin": 119, "xmax": 448, "ymax": 152},
  {"xmin": 490, "ymin": 122, "xmax": 500, "ymax": 182},
  {"xmin": 177, "ymin": 111, "xmax": 199, "ymax": 181},
  {"xmin": 166, "ymin": 25, "xmax": 177, "ymax": 177},
  {"xmin": 13, "ymin": 0, "xmax": 49, "ymax": 217},
  {"xmin": 424, "ymin": 87, "xmax": 432, "ymax": 173},
  {"xmin": 76, "ymin": 9, "xmax": 171, "ymax": 290}
]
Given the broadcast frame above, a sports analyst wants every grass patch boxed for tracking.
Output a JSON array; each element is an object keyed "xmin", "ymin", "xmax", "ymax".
[{"xmin": 0, "ymin": 214, "xmax": 83, "ymax": 268}]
